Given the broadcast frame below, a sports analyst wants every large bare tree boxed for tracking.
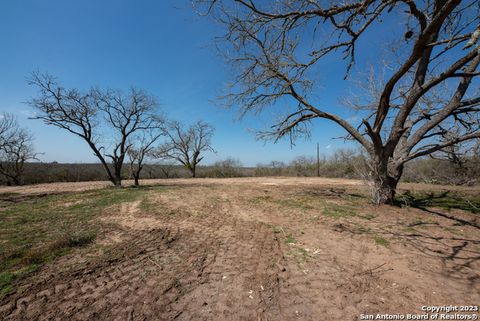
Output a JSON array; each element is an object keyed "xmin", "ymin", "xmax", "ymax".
[
  {"xmin": 0, "ymin": 113, "xmax": 38, "ymax": 185},
  {"xmin": 158, "ymin": 120, "xmax": 215, "ymax": 177},
  {"xmin": 28, "ymin": 72, "xmax": 162, "ymax": 186},
  {"xmin": 196, "ymin": 0, "xmax": 480, "ymax": 204}
]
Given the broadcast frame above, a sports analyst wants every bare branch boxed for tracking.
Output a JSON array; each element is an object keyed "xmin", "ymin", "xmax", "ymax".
[
  {"xmin": 155, "ymin": 120, "xmax": 215, "ymax": 177},
  {"xmin": 0, "ymin": 113, "xmax": 39, "ymax": 185}
]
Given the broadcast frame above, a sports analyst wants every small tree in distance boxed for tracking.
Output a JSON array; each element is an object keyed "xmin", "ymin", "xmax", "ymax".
[
  {"xmin": 127, "ymin": 123, "xmax": 164, "ymax": 186},
  {"xmin": 28, "ymin": 72, "xmax": 162, "ymax": 187},
  {"xmin": 0, "ymin": 113, "xmax": 39, "ymax": 185},
  {"xmin": 157, "ymin": 120, "xmax": 215, "ymax": 178}
]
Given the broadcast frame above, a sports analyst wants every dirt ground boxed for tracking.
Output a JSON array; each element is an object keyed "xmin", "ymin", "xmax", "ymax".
[{"xmin": 0, "ymin": 177, "xmax": 479, "ymax": 321}]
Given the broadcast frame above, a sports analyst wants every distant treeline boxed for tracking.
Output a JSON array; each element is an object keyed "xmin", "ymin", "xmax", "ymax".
[{"xmin": 3, "ymin": 150, "xmax": 479, "ymax": 186}]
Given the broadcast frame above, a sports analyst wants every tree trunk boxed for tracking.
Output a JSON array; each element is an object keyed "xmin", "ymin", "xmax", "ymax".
[
  {"xmin": 371, "ymin": 158, "xmax": 403, "ymax": 205},
  {"xmin": 191, "ymin": 167, "xmax": 196, "ymax": 178},
  {"xmin": 112, "ymin": 163, "xmax": 123, "ymax": 187},
  {"xmin": 112, "ymin": 177, "xmax": 122, "ymax": 187},
  {"xmin": 112, "ymin": 170, "xmax": 122, "ymax": 187},
  {"xmin": 12, "ymin": 177, "xmax": 21, "ymax": 186},
  {"xmin": 133, "ymin": 174, "xmax": 139, "ymax": 186},
  {"xmin": 372, "ymin": 175, "xmax": 399, "ymax": 205}
]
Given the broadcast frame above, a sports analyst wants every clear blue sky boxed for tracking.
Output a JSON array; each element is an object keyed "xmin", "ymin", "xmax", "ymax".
[{"xmin": 0, "ymin": 0, "xmax": 368, "ymax": 166}]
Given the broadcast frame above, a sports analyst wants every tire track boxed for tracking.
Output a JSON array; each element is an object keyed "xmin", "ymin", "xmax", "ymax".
[{"xmin": 0, "ymin": 195, "xmax": 288, "ymax": 321}]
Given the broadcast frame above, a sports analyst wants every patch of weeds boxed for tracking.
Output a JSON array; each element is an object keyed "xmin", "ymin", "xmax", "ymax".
[
  {"xmin": 0, "ymin": 272, "xmax": 15, "ymax": 297},
  {"xmin": 278, "ymin": 197, "xmax": 315, "ymax": 210},
  {"xmin": 359, "ymin": 213, "xmax": 376, "ymax": 220},
  {"xmin": 295, "ymin": 247, "xmax": 309, "ymax": 264},
  {"xmin": 285, "ymin": 234, "xmax": 297, "ymax": 244},
  {"xmin": 373, "ymin": 235, "xmax": 389, "ymax": 247},
  {"xmin": 61, "ymin": 231, "xmax": 96, "ymax": 248},
  {"xmin": 88, "ymin": 188, "xmax": 143, "ymax": 208},
  {"xmin": 248, "ymin": 195, "xmax": 272, "ymax": 204},
  {"xmin": 284, "ymin": 242, "xmax": 311, "ymax": 266},
  {"xmin": 255, "ymin": 220, "xmax": 283, "ymax": 235},
  {"xmin": 0, "ymin": 264, "xmax": 38, "ymax": 298},
  {"xmin": 174, "ymin": 278, "xmax": 182, "ymax": 289},
  {"xmin": 352, "ymin": 222, "xmax": 370, "ymax": 234},
  {"xmin": 100, "ymin": 245, "xmax": 113, "ymax": 256},
  {"xmin": 322, "ymin": 204, "xmax": 357, "ymax": 218}
]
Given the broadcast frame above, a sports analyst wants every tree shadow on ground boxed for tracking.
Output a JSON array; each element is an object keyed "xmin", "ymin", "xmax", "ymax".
[
  {"xmin": 382, "ymin": 227, "xmax": 480, "ymax": 286},
  {"xmin": 333, "ymin": 188, "xmax": 480, "ymax": 287},
  {"xmin": 394, "ymin": 190, "xmax": 480, "ymax": 229},
  {"xmin": 391, "ymin": 190, "xmax": 480, "ymax": 282},
  {"xmin": 337, "ymin": 221, "xmax": 480, "ymax": 287}
]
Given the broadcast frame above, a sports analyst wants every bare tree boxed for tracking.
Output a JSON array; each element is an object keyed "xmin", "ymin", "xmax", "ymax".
[
  {"xmin": 158, "ymin": 121, "xmax": 215, "ymax": 177},
  {"xmin": 127, "ymin": 120, "xmax": 164, "ymax": 186},
  {"xmin": 0, "ymin": 113, "xmax": 38, "ymax": 185},
  {"xmin": 197, "ymin": 0, "xmax": 480, "ymax": 204},
  {"xmin": 0, "ymin": 113, "xmax": 16, "ymax": 150},
  {"xmin": 28, "ymin": 72, "xmax": 161, "ymax": 187},
  {"xmin": 157, "ymin": 161, "xmax": 179, "ymax": 179}
]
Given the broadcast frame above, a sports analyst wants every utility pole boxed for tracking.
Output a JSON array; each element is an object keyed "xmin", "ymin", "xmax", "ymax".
[{"xmin": 316, "ymin": 143, "xmax": 320, "ymax": 177}]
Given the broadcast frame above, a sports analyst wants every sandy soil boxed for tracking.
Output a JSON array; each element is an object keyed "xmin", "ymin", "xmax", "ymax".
[{"xmin": 0, "ymin": 177, "xmax": 478, "ymax": 320}]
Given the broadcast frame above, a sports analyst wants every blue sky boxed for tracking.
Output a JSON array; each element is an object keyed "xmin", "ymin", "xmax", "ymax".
[{"xmin": 0, "ymin": 0, "xmax": 367, "ymax": 166}]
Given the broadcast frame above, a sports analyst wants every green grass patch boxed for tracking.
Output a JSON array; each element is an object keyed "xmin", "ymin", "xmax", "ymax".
[
  {"xmin": 0, "ymin": 186, "xmax": 160, "ymax": 298},
  {"xmin": 0, "ymin": 272, "xmax": 15, "ymax": 297},
  {"xmin": 253, "ymin": 194, "xmax": 321, "ymax": 211},
  {"xmin": 295, "ymin": 247, "xmax": 309, "ymax": 264},
  {"xmin": 285, "ymin": 234, "xmax": 297, "ymax": 244},
  {"xmin": 359, "ymin": 213, "xmax": 376, "ymax": 220},
  {"xmin": 322, "ymin": 204, "xmax": 357, "ymax": 218},
  {"xmin": 256, "ymin": 221, "xmax": 284, "ymax": 235},
  {"xmin": 0, "ymin": 264, "xmax": 39, "ymax": 297},
  {"xmin": 297, "ymin": 247, "xmax": 308, "ymax": 256},
  {"xmin": 351, "ymin": 222, "xmax": 370, "ymax": 234},
  {"xmin": 278, "ymin": 197, "xmax": 315, "ymax": 210},
  {"xmin": 373, "ymin": 235, "xmax": 389, "ymax": 247}
]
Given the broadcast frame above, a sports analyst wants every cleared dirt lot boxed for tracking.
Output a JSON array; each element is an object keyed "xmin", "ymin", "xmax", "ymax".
[{"xmin": 0, "ymin": 177, "xmax": 479, "ymax": 320}]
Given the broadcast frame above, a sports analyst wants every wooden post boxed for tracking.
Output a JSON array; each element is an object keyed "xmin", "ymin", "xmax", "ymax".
[{"xmin": 316, "ymin": 143, "xmax": 320, "ymax": 177}]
